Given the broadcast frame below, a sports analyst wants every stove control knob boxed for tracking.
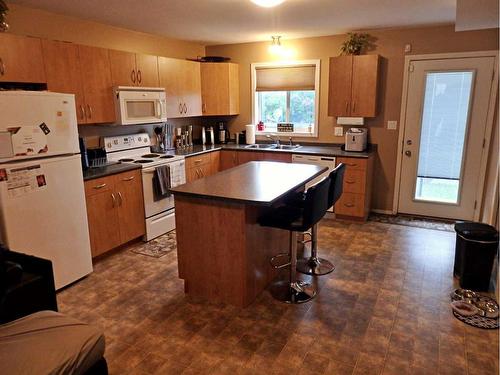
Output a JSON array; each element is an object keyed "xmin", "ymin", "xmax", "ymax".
[
  {"xmin": 113, "ymin": 140, "xmax": 118, "ymax": 145},
  {"xmin": 144, "ymin": 138, "xmax": 148, "ymax": 143},
  {"xmin": 138, "ymin": 137, "xmax": 142, "ymax": 142},
  {"xmin": 107, "ymin": 142, "xmax": 112, "ymax": 148}
]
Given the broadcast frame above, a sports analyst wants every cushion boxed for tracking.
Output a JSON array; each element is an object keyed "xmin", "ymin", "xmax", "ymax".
[{"xmin": 0, "ymin": 310, "xmax": 105, "ymax": 375}]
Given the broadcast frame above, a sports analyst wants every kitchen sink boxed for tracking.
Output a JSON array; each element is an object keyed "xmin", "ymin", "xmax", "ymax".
[
  {"xmin": 244, "ymin": 144, "xmax": 277, "ymax": 149},
  {"xmin": 274, "ymin": 145, "xmax": 302, "ymax": 150}
]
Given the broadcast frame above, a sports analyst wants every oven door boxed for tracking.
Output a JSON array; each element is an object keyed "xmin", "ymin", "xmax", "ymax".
[
  {"xmin": 115, "ymin": 88, "xmax": 167, "ymax": 125},
  {"xmin": 141, "ymin": 160, "xmax": 186, "ymax": 218}
]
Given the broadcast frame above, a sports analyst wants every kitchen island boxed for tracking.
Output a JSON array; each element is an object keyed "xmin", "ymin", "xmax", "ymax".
[{"xmin": 170, "ymin": 161, "xmax": 327, "ymax": 307}]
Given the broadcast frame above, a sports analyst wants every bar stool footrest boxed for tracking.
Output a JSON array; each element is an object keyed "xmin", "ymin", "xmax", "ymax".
[
  {"xmin": 270, "ymin": 253, "xmax": 291, "ymax": 269},
  {"xmin": 296, "ymin": 257, "xmax": 335, "ymax": 276},
  {"xmin": 269, "ymin": 280, "xmax": 316, "ymax": 304}
]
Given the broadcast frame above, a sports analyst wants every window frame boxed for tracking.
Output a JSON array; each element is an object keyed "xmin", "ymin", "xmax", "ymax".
[{"xmin": 251, "ymin": 60, "xmax": 321, "ymax": 138}]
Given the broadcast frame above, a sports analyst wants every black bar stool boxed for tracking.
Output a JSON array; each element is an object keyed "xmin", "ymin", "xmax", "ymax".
[
  {"xmin": 295, "ymin": 163, "xmax": 346, "ymax": 275},
  {"xmin": 259, "ymin": 176, "xmax": 331, "ymax": 303}
]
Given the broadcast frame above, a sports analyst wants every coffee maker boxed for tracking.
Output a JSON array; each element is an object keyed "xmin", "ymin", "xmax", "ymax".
[{"xmin": 216, "ymin": 121, "xmax": 229, "ymax": 144}]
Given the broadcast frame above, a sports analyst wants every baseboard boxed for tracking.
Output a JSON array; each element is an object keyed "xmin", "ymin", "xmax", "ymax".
[{"xmin": 371, "ymin": 209, "xmax": 394, "ymax": 215}]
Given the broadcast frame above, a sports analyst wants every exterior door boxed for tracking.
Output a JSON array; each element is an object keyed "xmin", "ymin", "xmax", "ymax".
[{"xmin": 398, "ymin": 56, "xmax": 496, "ymax": 220}]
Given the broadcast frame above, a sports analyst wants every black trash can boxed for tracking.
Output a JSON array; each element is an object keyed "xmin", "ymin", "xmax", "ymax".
[{"xmin": 454, "ymin": 222, "xmax": 499, "ymax": 291}]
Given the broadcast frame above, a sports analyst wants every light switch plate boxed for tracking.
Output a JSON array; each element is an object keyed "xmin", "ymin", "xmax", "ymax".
[
  {"xmin": 404, "ymin": 44, "xmax": 412, "ymax": 53},
  {"xmin": 387, "ymin": 121, "xmax": 398, "ymax": 130},
  {"xmin": 334, "ymin": 127, "xmax": 343, "ymax": 136}
]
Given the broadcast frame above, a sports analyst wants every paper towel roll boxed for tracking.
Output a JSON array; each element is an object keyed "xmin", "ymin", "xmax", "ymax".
[{"xmin": 245, "ymin": 124, "xmax": 256, "ymax": 145}]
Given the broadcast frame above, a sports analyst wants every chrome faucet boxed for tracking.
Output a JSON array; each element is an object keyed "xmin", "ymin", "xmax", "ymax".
[{"xmin": 266, "ymin": 134, "xmax": 280, "ymax": 146}]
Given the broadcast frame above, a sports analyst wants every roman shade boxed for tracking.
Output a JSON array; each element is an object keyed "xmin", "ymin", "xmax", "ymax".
[
  {"xmin": 255, "ymin": 65, "xmax": 316, "ymax": 92},
  {"xmin": 417, "ymin": 71, "xmax": 473, "ymax": 181}
]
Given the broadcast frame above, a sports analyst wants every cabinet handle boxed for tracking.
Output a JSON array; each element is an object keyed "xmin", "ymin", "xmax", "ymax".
[
  {"xmin": 118, "ymin": 191, "xmax": 123, "ymax": 206},
  {"xmin": 0, "ymin": 58, "xmax": 5, "ymax": 76},
  {"xmin": 80, "ymin": 105, "xmax": 85, "ymax": 120},
  {"xmin": 202, "ymin": 103, "xmax": 206, "ymax": 113},
  {"xmin": 179, "ymin": 103, "xmax": 183, "ymax": 114},
  {"xmin": 137, "ymin": 70, "xmax": 142, "ymax": 84},
  {"xmin": 195, "ymin": 169, "xmax": 200, "ymax": 178},
  {"xmin": 183, "ymin": 103, "xmax": 187, "ymax": 114},
  {"xmin": 194, "ymin": 159, "xmax": 202, "ymax": 164},
  {"xmin": 131, "ymin": 69, "xmax": 136, "ymax": 84},
  {"xmin": 122, "ymin": 176, "xmax": 135, "ymax": 181},
  {"xmin": 345, "ymin": 180, "xmax": 356, "ymax": 184},
  {"xmin": 111, "ymin": 193, "xmax": 116, "ymax": 207},
  {"xmin": 199, "ymin": 168, "xmax": 204, "ymax": 177},
  {"xmin": 344, "ymin": 203, "xmax": 355, "ymax": 208},
  {"xmin": 87, "ymin": 104, "xmax": 93, "ymax": 119},
  {"xmin": 93, "ymin": 183, "xmax": 107, "ymax": 189}
]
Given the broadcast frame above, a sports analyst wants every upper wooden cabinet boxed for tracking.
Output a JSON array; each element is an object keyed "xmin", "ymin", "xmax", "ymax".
[
  {"xmin": 328, "ymin": 54, "xmax": 380, "ymax": 118},
  {"xmin": 0, "ymin": 33, "xmax": 46, "ymax": 83},
  {"xmin": 109, "ymin": 50, "xmax": 159, "ymax": 87},
  {"xmin": 200, "ymin": 62, "xmax": 239, "ymax": 116},
  {"xmin": 158, "ymin": 57, "xmax": 202, "ymax": 118},
  {"xmin": 42, "ymin": 40, "xmax": 86, "ymax": 123},
  {"xmin": 78, "ymin": 45, "xmax": 115, "ymax": 124}
]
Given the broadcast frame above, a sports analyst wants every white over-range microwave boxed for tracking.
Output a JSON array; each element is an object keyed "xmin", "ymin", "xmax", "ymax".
[{"xmin": 114, "ymin": 86, "xmax": 167, "ymax": 125}]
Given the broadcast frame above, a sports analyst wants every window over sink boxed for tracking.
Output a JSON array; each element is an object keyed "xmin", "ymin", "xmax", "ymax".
[{"xmin": 251, "ymin": 60, "xmax": 320, "ymax": 137}]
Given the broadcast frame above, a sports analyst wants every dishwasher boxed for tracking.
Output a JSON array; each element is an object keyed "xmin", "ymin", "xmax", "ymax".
[{"xmin": 292, "ymin": 154, "xmax": 336, "ymax": 212}]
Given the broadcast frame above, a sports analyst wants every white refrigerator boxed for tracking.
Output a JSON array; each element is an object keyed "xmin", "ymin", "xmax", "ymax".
[{"xmin": 0, "ymin": 91, "xmax": 93, "ymax": 290}]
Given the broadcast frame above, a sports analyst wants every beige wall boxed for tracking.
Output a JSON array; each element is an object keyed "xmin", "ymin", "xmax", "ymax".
[
  {"xmin": 207, "ymin": 25, "xmax": 499, "ymax": 212},
  {"xmin": 6, "ymin": 3, "xmax": 205, "ymax": 58}
]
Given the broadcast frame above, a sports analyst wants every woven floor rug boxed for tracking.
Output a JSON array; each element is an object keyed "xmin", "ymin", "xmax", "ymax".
[
  {"xmin": 368, "ymin": 213, "xmax": 455, "ymax": 232},
  {"xmin": 131, "ymin": 230, "xmax": 177, "ymax": 258}
]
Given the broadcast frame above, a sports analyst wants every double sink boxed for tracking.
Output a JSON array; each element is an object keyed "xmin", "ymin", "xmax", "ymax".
[{"xmin": 244, "ymin": 144, "xmax": 301, "ymax": 150}]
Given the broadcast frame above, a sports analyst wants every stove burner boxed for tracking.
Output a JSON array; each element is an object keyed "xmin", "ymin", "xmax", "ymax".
[
  {"xmin": 134, "ymin": 160, "xmax": 154, "ymax": 164},
  {"xmin": 142, "ymin": 154, "xmax": 160, "ymax": 158},
  {"xmin": 118, "ymin": 158, "xmax": 135, "ymax": 162},
  {"xmin": 160, "ymin": 155, "xmax": 175, "ymax": 159}
]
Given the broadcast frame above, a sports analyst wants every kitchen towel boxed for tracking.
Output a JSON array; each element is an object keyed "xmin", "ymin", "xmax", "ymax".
[
  {"xmin": 153, "ymin": 165, "xmax": 171, "ymax": 201},
  {"xmin": 245, "ymin": 124, "xmax": 256, "ymax": 145}
]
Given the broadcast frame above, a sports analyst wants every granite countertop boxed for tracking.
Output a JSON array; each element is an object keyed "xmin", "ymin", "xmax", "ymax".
[
  {"xmin": 170, "ymin": 161, "xmax": 327, "ymax": 206},
  {"xmin": 175, "ymin": 143, "xmax": 375, "ymax": 159},
  {"xmin": 83, "ymin": 163, "xmax": 141, "ymax": 181}
]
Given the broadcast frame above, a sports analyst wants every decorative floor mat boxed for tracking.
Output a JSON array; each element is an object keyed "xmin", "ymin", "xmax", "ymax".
[
  {"xmin": 131, "ymin": 231, "xmax": 176, "ymax": 258},
  {"xmin": 451, "ymin": 290, "xmax": 499, "ymax": 329},
  {"xmin": 369, "ymin": 213, "xmax": 455, "ymax": 232}
]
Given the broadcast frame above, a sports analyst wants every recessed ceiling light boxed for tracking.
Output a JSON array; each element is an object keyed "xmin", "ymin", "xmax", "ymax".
[{"xmin": 250, "ymin": 0, "xmax": 286, "ymax": 8}]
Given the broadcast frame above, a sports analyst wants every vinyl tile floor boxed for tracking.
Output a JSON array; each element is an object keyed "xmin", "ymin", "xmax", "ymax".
[{"xmin": 58, "ymin": 219, "xmax": 499, "ymax": 375}]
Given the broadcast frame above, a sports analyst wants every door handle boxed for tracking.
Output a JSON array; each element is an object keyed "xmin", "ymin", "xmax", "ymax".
[
  {"xmin": 131, "ymin": 69, "xmax": 136, "ymax": 84},
  {"xmin": 118, "ymin": 192, "xmax": 123, "ymax": 206},
  {"xmin": 405, "ymin": 150, "xmax": 412, "ymax": 157},
  {"xmin": 406, "ymin": 140, "xmax": 412, "ymax": 145}
]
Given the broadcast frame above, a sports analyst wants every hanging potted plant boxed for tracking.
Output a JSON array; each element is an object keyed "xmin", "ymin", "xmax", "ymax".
[
  {"xmin": 0, "ymin": 0, "xmax": 8, "ymax": 32},
  {"xmin": 340, "ymin": 33, "xmax": 371, "ymax": 55}
]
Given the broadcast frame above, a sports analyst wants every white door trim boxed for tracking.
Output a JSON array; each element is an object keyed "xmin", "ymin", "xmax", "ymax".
[{"xmin": 393, "ymin": 50, "xmax": 499, "ymax": 219}]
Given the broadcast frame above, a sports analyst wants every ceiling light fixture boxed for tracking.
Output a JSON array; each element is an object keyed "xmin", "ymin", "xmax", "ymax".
[
  {"xmin": 250, "ymin": 0, "xmax": 286, "ymax": 8},
  {"xmin": 268, "ymin": 35, "xmax": 282, "ymax": 54}
]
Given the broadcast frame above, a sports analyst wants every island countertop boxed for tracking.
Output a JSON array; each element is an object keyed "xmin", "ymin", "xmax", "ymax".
[{"xmin": 170, "ymin": 161, "xmax": 327, "ymax": 206}]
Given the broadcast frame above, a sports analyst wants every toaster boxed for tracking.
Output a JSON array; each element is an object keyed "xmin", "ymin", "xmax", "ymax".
[{"xmin": 345, "ymin": 128, "xmax": 368, "ymax": 152}]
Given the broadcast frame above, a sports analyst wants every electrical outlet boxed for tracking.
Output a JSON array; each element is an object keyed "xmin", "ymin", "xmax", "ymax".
[
  {"xmin": 387, "ymin": 121, "xmax": 398, "ymax": 130},
  {"xmin": 334, "ymin": 127, "xmax": 343, "ymax": 137},
  {"xmin": 404, "ymin": 44, "xmax": 412, "ymax": 53}
]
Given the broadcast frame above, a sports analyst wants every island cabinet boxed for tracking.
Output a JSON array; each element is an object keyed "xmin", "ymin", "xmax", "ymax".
[
  {"xmin": 109, "ymin": 49, "xmax": 159, "ymax": 87},
  {"xmin": 185, "ymin": 151, "xmax": 220, "ymax": 183},
  {"xmin": 200, "ymin": 62, "xmax": 239, "ymax": 116},
  {"xmin": 334, "ymin": 155, "xmax": 374, "ymax": 221},
  {"xmin": 84, "ymin": 169, "xmax": 145, "ymax": 257},
  {"xmin": 0, "ymin": 33, "xmax": 46, "ymax": 83},
  {"xmin": 158, "ymin": 57, "xmax": 202, "ymax": 118},
  {"xmin": 328, "ymin": 54, "xmax": 380, "ymax": 117}
]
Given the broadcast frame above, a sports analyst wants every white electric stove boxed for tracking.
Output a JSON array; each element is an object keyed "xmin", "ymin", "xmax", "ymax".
[{"xmin": 103, "ymin": 133, "xmax": 186, "ymax": 241}]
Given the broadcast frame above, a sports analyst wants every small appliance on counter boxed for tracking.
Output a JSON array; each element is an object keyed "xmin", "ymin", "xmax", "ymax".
[
  {"xmin": 151, "ymin": 123, "xmax": 175, "ymax": 153},
  {"xmin": 87, "ymin": 147, "xmax": 108, "ymax": 167},
  {"xmin": 345, "ymin": 128, "xmax": 368, "ymax": 152},
  {"xmin": 206, "ymin": 126, "xmax": 215, "ymax": 145}
]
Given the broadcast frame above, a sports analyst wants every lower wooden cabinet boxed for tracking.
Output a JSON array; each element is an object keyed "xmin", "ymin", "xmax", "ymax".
[
  {"xmin": 334, "ymin": 156, "xmax": 374, "ymax": 221},
  {"xmin": 84, "ymin": 169, "xmax": 145, "ymax": 257},
  {"xmin": 220, "ymin": 149, "xmax": 292, "ymax": 171},
  {"xmin": 220, "ymin": 150, "xmax": 239, "ymax": 170},
  {"xmin": 185, "ymin": 151, "xmax": 220, "ymax": 182}
]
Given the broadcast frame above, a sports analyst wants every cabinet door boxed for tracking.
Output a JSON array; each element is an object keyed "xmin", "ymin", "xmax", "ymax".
[
  {"xmin": 0, "ymin": 33, "xmax": 46, "ymax": 83},
  {"xmin": 201, "ymin": 63, "xmax": 239, "ymax": 116},
  {"xmin": 78, "ymin": 45, "xmax": 115, "ymax": 124},
  {"xmin": 334, "ymin": 192, "xmax": 365, "ymax": 217},
  {"xmin": 109, "ymin": 49, "xmax": 137, "ymax": 86},
  {"xmin": 42, "ymin": 40, "xmax": 87, "ymax": 124},
  {"xmin": 136, "ymin": 53, "xmax": 159, "ymax": 87},
  {"xmin": 209, "ymin": 151, "xmax": 220, "ymax": 175},
  {"xmin": 158, "ymin": 57, "xmax": 183, "ymax": 118},
  {"xmin": 237, "ymin": 151, "xmax": 262, "ymax": 165},
  {"xmin": 183, "ymin": 60, "xmax": 202, "ymax": 117},
  {"xmin": 115, "ymin": 170, "xmax": 145, "ymax": 243},
  {"xmin": 220, "ymin": 150, "xmax": 239, "ymax": 170},
  {"xmin": 351, "ymin": 55, "xmax": 380, "ymax": 117},
  {"xmin": 84, "ymin": 177, "xmax": 121, "ymax": 257},
  {"xmin": 328, "ymin": 56, "xmax": 353, "ymax": 117}
]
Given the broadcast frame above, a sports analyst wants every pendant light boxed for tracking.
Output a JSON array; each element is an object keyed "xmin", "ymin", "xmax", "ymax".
[{"xmin": 250, "ymin": 0, "xmax": 286, "ymax": 8}]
